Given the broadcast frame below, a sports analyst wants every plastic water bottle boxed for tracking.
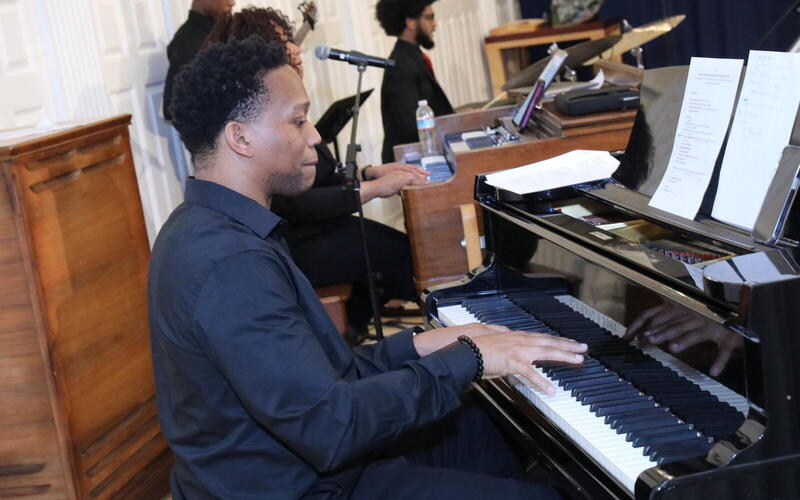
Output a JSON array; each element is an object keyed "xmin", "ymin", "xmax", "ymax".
[{"xmin": 416, "ymin": 99, "xmax": 438, "ymax": 156}]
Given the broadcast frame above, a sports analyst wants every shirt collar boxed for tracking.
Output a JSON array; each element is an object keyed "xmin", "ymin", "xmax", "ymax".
[
  {"xmin": 395, "ymin": 39, "xmax": 421, "ymax": 54},
  {"xmin": 187, "ymin": 10, "xmax": 215, "ymax": 33},
  {"xmin": 184, "ymin": 178, "xmax": 285, "ymax": 239}
]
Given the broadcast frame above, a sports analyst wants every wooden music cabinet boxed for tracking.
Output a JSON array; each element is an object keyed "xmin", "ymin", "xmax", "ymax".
[
  {"xmin": 0, "ymin": 116, "xmax": 170, "ymax": 499},
  {"xmin": 396, "ymin": 104, "xmax": 635, "ymax": 293}
]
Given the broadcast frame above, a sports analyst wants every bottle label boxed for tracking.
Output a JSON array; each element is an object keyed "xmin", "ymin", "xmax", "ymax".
[{"xmin": 416, "ymin": 118, "xmax": 435, "ymax": 130}]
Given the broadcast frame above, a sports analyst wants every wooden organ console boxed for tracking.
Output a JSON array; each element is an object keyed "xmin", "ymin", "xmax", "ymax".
[{"xmin": 395, "ymin": 101, "xmax": 636, "ymax": 293}]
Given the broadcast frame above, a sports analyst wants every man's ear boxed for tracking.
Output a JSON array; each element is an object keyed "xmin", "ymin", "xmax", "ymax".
[
  {"xmin": 404, "ymin": 16, "xmax": 417, "ymax": 34},
  {"xmin": 223, "ymin": 121, "xmax": 255, "ymax": 158}
]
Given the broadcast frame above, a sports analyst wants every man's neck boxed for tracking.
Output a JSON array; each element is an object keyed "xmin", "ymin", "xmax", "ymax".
[
  {"xmin": 195, "ymin": 165, "xmax": 271, "ymax": 208},
  {"xmin": 399, "ymin": 30, "xmax": 417, "ymax": 45}
]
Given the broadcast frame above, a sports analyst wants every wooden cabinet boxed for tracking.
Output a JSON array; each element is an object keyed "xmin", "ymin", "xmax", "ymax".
[
  {"xmin": 396, "ymin": 105, "xmax": 635, "ymax": 293},
  {"xmin": 0, "ymin": 116, "xmax": 170, "ymax": 499}
]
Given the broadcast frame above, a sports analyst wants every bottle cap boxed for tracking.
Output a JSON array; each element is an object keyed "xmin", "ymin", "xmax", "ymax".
[{"xmin": 418, "ymin": 99, "xmax": 428, "ymax": 106}]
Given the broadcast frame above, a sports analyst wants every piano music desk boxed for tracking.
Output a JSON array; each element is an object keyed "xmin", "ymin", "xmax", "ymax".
[{"xmin": 396, "ymin": 104, "xmax": 635, "ymax": 294}]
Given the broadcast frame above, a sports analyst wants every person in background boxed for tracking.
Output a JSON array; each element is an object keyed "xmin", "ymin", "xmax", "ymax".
[
  {"xmin": 376, "ymin": 0, "xmax": 454, "ymax": 163},
  {"xmin": 206, "ymin": 7, "xmax": 428, "ymax": 339},
  {"xmin": 150, "ymin": 34, "xmax": 587, "ymax": 499},
  {"xmin": 162, "ymin": 0, "xmax": 235, "ymax": 121}
]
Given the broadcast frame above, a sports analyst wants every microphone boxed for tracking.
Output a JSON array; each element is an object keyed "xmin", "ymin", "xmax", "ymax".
[{"xmin": 314, "ymin": 45, "xmax": 395, "ymax": 69}]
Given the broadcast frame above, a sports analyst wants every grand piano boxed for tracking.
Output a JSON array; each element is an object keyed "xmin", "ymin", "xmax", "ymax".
[{"xmin": 422, "ymin": 67, "xmax": 800, "ymax": 498}]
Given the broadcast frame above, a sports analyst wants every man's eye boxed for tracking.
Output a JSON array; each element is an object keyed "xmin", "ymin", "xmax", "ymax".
[{"xmin": 295, "ymin": 119, "xmax": 306, "ymax": 127}]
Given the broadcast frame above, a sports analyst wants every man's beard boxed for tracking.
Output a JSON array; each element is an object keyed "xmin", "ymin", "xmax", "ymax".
[
  {"xmin": 416, "ymin": 30, "xmax": 435, "ymax": 50},
  {"xmin": 268, "ymin": 168, "xmax": 314, "ymax": 198}
]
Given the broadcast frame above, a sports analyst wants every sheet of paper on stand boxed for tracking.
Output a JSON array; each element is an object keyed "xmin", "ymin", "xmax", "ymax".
[
  {"xmin": 545, "ymin": 70, "xmax": 605, "ymax": 99},
  {"xmin": 712, "ymin": 50, "xmax": 800, "ymax": 230},
  {"xmin": 484, "ymin": 149, "xmax": 619, "ymax": 195},
  {"xmin": 649, "ymin": 57, "xmax": 743, "ymax": 220}
]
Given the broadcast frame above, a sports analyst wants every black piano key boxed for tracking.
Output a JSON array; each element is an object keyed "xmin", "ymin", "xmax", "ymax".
[
  {"xmin": 552, "ymin": 367, "xmax": 608, "ymax": 381},
  {"xmin": 592, "ymin": 399, "xmax": 657, "ymax": 416},
  {"xmin": 576, "ymin": 389, "xmax": 639, "ymax": 407},
  {"xmin": 625, "ymin": 424, "xmax": 694, "ymax": 442},
  {"xmin": 545, "ymin": 360, "xmax": 602, "ymax": 374},
  {"xmin": 577, "ymin": 387, "xmax": 640, "ymax": 403},
  {"xmin": 647, "ymin": 440, "xmax": 712, "ymax": 461},
  {"xmin": 671, "ymin": 407, "xmax": 742, "ymax": 421},
  {"xmin": 655, "ymin": 446, "xmax": 713, "ymax": 465},
  {"xmin": 616, "ymin": 416, "xmax": 683, "ymax": 434},
  {"xmin": 607, "ymin": 408, "xmax": 673, "ymax": 428},
  {"xmin": 632, "ymin": 429, "xmax": 704, "ymax": 448},
  {"xmin": 563, "ymin": 375, "xmax": 620, "ymax": 391}
]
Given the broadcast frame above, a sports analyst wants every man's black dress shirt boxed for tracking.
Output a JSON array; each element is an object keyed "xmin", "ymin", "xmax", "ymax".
[
  {"xmin": 148, "ymin": 178, "xmax": 477, "ymax": 499},
  {"xmin": 163, "ymin": 10, "xmax": 214, "ymax": 121},
  {"xmin": 380, "ymin": 40, "xmax": 454, "ymax": 162}
]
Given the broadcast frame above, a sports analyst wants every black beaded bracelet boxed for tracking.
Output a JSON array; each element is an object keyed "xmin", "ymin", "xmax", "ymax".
[
  {"xmin": 457, "ymin": 335, "xmax": 484, "ymax": 382},
  {"xmin": 361, "ymin": 165, "xmax": 372, "ymax": 181}
]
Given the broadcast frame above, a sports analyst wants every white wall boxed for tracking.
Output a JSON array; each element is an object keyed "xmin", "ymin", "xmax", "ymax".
[{"xmin": 0, "ymin": 0, "xmax": 520, "ymax": 243}]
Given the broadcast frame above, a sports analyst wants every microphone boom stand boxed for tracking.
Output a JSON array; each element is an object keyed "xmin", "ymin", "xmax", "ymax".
[{"xmin": 340, "ymin": 63, "xmax": 384, "ymax": 341}]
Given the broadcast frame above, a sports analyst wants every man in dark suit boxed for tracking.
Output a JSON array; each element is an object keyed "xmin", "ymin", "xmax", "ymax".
[
  {"xmin": 376, "ymin": 0, "xmax": 455, "ymax": 163},
  {"xmin": 162, "ymin": 0, "xmax": 235, "ymax": 121}
]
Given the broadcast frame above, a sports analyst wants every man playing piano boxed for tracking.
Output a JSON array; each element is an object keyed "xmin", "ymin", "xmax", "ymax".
[
  {"xmin": 376, "ymin": 0, "xmax": 455, "ymax": 162},
  {"xmin": 149, "ymin": 36, "xmax": 587, "ymax": 499}
]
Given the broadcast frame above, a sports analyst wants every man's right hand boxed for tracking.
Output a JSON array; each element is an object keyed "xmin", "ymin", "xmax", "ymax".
[
  {"xmin": 360, "ymin": 170, "xmax": 427, "ymax": 202},
  {"xmin": 472, "ymin": 332, "xmax": 587, "ymax": 395}
]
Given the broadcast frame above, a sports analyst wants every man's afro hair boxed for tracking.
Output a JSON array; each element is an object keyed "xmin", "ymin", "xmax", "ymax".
[
  {"xmin": 170, "ymin": 35, "xmax": 288, "ymax": 163},
  {"xmin": 375, "ymin": 0, "xmax": 436, "ymax": 37}
]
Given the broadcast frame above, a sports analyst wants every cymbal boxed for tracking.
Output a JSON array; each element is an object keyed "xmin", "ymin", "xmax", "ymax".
[
  {"xmin": 584, "ymin": 15, "xmax": 686, "ymax": 65},
  {"xmin": 501, "ymin": 34, "xmax": 621, "ymax": 91}
]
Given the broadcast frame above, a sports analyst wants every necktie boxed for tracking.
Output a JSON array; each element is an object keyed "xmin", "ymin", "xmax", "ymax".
[{"xmin": 421, "ymin": 52, "xmax": 436, "ymax": 79}]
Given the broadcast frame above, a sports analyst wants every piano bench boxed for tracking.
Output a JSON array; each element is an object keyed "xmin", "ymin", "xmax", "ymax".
[{"xmin": 315, "ymin": 284, "xmax": 353, "ymax": 336}]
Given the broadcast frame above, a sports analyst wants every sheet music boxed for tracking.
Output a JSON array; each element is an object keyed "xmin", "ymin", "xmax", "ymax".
[
  {"xmin": 712, "ymin": 50, "xmax": 800, "ymax": 230},
  {"xmin": 649, "ymin": 57, "xmax": 743, "ymax": 220},
  {"xmin": 484, "ymin": 150, "xmax": 619, "ymax": 195}
]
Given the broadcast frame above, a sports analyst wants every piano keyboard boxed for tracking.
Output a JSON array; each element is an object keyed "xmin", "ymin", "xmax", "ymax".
[{"xmin": 436, "ymin": 293, "xmax": 748, "ymax": 495}]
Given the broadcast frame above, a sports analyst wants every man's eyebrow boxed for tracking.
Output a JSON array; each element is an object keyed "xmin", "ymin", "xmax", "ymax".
[{"xmin": 294, "ymin": 101, "xmax": 310, "ymax": 112}]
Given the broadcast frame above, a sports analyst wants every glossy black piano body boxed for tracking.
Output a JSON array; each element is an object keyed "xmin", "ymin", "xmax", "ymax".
[{"xmin": 422, "ymin": 67, "xmax": 800, "ymax": 498}]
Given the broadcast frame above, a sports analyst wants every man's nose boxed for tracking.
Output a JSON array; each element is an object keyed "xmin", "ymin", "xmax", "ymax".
[{"xmin": 309, "ymin": 125, "xmax": 322, "ymax": 146}]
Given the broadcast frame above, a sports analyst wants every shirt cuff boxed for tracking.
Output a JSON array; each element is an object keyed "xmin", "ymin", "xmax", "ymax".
[
  {"xmin": 427, "ymin": 341, "xmax": 478, "ymax": 391},
  {"xmin": 382, "ymin": 328, "xmax": 421, "ymax": 368}
]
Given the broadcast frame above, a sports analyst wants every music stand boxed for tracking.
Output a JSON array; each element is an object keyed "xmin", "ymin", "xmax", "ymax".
[{"xmin": 315, "ymin": 89, "xmax": 374, "ymax": 161}]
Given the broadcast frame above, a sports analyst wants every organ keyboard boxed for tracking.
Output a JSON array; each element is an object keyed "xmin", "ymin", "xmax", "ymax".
[{"xmin": 421, "ymin": 66, "xmax": 800, "ymax": 498}]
